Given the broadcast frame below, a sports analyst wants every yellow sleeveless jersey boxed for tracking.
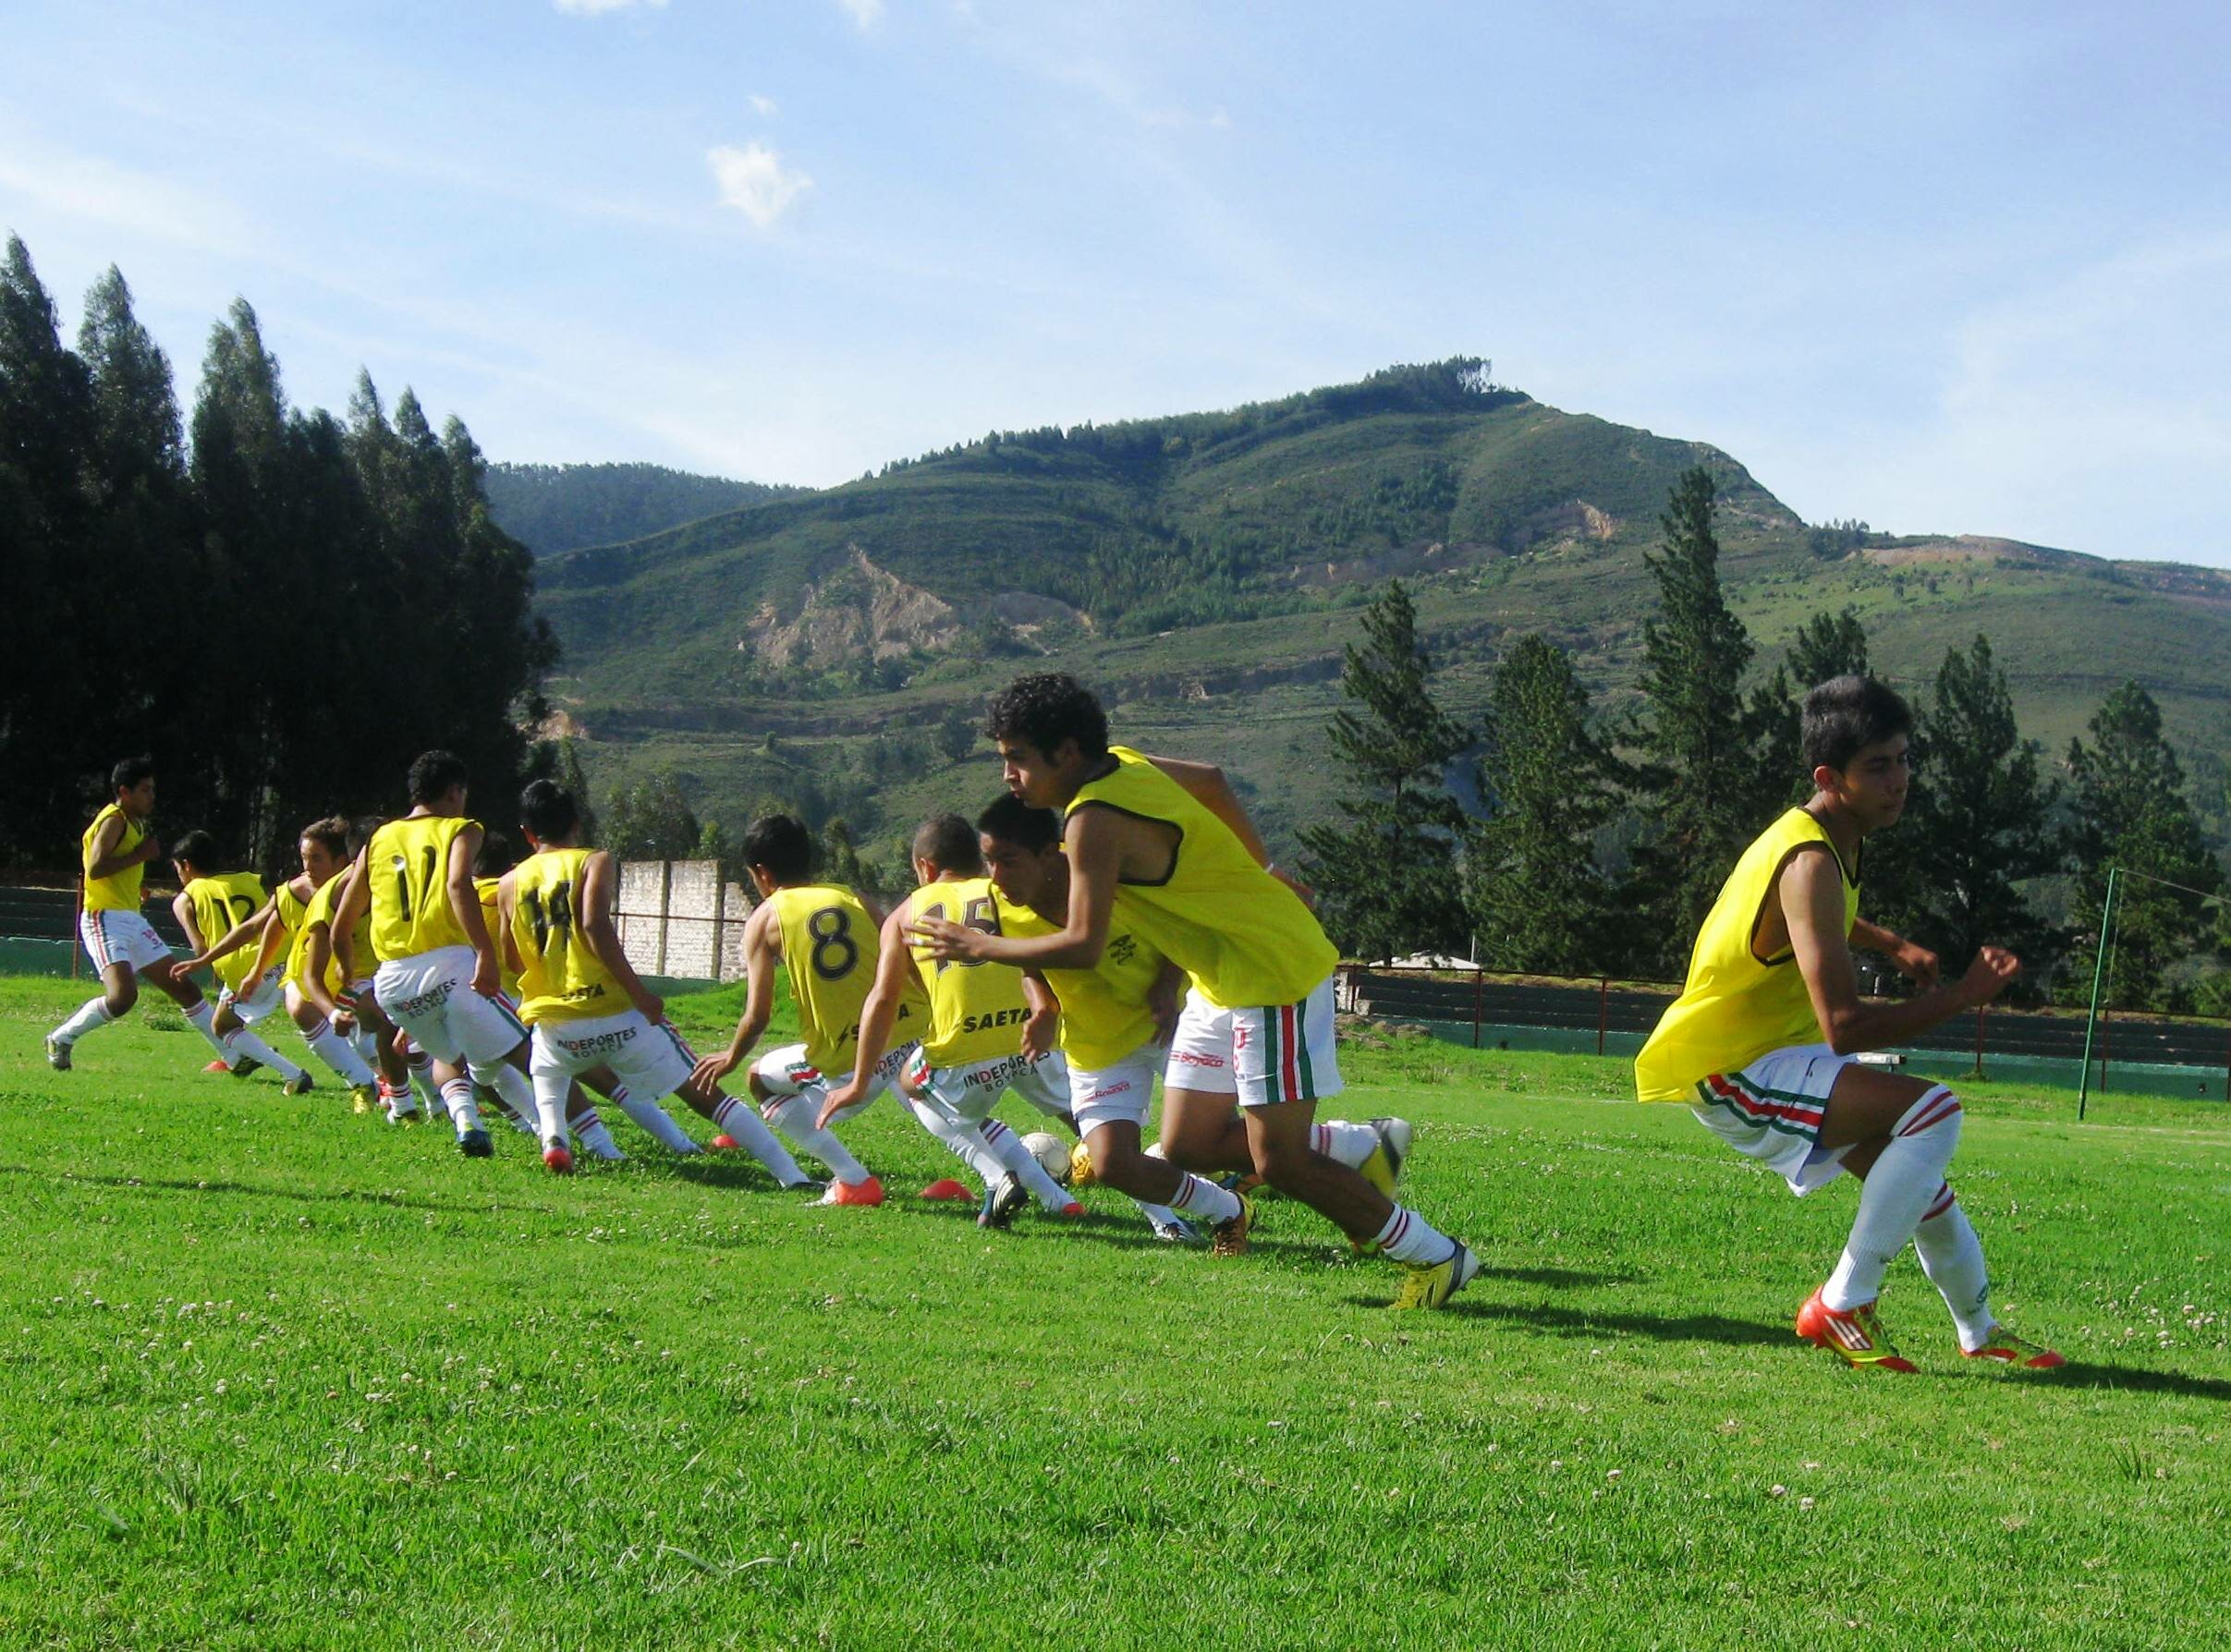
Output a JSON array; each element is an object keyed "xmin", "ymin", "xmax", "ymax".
[
  {"xmin": 510, "ymin": 849, "xmax": 622, "ymax": 1025},
  {"xmin": 185, "ymin": 873, "xmax": 269, "ymax": 993},
  {"xmin": 274, "ymin": 878, "xmax": 312, "ymax": 987},
  {"xmin": 368, "ymin": 815, "xmax": 474, "ymax": 960},
  {"xmin": 768, "ymin": 883, "xmax": 919, "ymax": 1077},
  {"xmin": 81, "ymin": 804, "xmax": 147, "ymax": 913},
  {"xmin": 904, "ymin": 876, "xmax": 1032, "ymax": 1068},
  {"xmin": 295, "ymin": 870, "xmax": 373, "ymax": 994},
  {"xmin": 994, "ymin": 889, "xmax": 1165, "ymax": 1072},
  {"xmin": 475, "ymin": 876, "xmax": 521, "ymax": 995},
  {"xmin": 1065, "ymin": 747, "xmax": 1336, "ymax": 1011},
  {"xmin": 1634, "ymin": 808, "xmax": 1861, "ymax": 1102}
]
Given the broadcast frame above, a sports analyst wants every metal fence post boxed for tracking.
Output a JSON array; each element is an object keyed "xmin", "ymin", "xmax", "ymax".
[
  {"xmin": 1471, "ymin": 967, "xmax": 1482, "ymax": 1051},
  {"xmin": 1598, "ymin": 978, "xmax": 1608, "ymax": 1056}
]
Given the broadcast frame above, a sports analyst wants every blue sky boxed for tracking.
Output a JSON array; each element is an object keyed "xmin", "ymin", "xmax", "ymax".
[{"xmin": 5, "ymin": 1, "xmax": 2227, "ymax": 565}]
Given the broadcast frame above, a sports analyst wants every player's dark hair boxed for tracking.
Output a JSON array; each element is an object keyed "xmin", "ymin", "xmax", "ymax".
[
  {"xmin": 1801, "ymin": 675, "xmax": 1914, "ymax": 773},
  {"xmin": 476, "ymin": 830, "xmax": 518, "ymax": 878},
  {"xmin": 300, "ymin": 816, "xmax": 348, "ymax": 858},
  {"xmin": 407, "ymin": 748, "xmax": 469, "ymax": 806},
  {"xmin": 985, "ymin": 673, "xmax": 1108, "ymax": 759},
  {"xmin": 170, "ymin": 829, "xmax": 217, "ymax": 870},
  {"xmin": 976, "ymin": 793, "xmax": 1060, "ymax": 854},
  {"xmin": 347, "ymin": 815, "xmax": 381, "ymax": 856},
  {"xmin": 518, "ymin": 780, "xmax": 579, "ymax": 844},
  {"xmin": 912, "ymin": 813, "xmax": 983, "ymax": 876},
  {"xmin": 112, "ymin": 754, "xmax": 154, "ymax": 792},
  {"xmin": 743, "ymin": 813, "xmax": 815, "ymax": 883}
]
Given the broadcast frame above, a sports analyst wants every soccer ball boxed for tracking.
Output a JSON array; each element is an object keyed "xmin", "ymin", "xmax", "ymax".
[{"xmin": 1021, "ymin": 1131, "xmax": 1072, "ymax": 1186}]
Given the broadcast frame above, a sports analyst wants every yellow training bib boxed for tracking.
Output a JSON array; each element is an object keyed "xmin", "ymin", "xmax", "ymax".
[
  {"xmin": 185, "ymin": 872, "xmax": 269, "ymax": 994},
  {"xmin": 81, "ymin": 804, "xmax": 147, "ymax": 914},
  {"xmin": 299, "ymin": 868, "xmax": 375, "ymax": 996},
  {"xmin": 511, "ymin": 848, "xmax": 621, "ymax": 1025},
  {"xmin": 1634, "ymin": 808, "xmax": 1860, "ymax": 1102},
  {"xmin": 274, "ymin": 877, "xmax": 312, "ymax": 988},
  {"xmin": 994, "ymin": 889, "xmax": 1165, "ymax": 1072},
  {"xmin": 1065, "ymin": 747, "xmax": 1335, "ymax": 1011},
  {"xmin": 768, "ymin": 884, "xmax": 917, "ymax": 1078},
  {"xmin": 906, "ymin": 876, "xmax": 1032, "ymax": 1068},
  {"xmin": 367, "ymin": 815, "xmax": 474, "ymax": 961}
]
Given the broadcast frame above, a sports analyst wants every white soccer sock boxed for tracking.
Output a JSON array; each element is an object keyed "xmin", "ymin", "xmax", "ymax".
[
  {"xmin": 470, "ymin": 1061, "xmax": 540, "ymax": 1133},
  {"xmin": 526, "ymin": 1071, "xmax": 574, "ymax": 1149},
  {"xmin": 899, "ymin": 1096, "xmax": 1001, "ymax": 1188},
  {"xmin": 1165, "ymin": 1171, "xmax": 1242, "ymax": 1225},
  {"xmin": 306, "ymin": 1026, "xmax": 376, "ymax": 1087},
  {"xmin": 54, "ymin": 997, "xmax": 117, "ymax": 1045},
  {"xmin": 1823, "ymin": 1087, "xmax": 1964, "ymax": 1310},
  {"xmin": 438, "ymin": 1076, "xmax": 485, "ymax": 1136},
  {"xmin": 218, "ymin": 1018, "xmax": 304, "ymax": 1082},
  {"xmin": 710, "ymin": 1096, "xmax": 812, "ymax": 1184},
  {"xmin": 182, "ymin": 998, "xmax": 235, "ymax": 1062},
  {"xmin": 574, "ymin": 1109, "xmax": 624, "ymax": 1160},
  {"xmin": 350, "ymin": 1027, "xmax": 383, "ymax": 1069},
  {"xmin": 1371, "ymin": 1203, "xmax": 1457, "ymax": 1265},
  {"xmin": 1913, "ymin": 1184, "xmax": 1995, "ymax": 1350},
  {"xmin": 407, "ymin": 1053, "xmax": 440, "ymax": 1116},
  {"xmin": 765, "ymin": 1095, "xmax": 871, "ymax": 1184},
  {"xmin": 609, "ymin": 1084, "xmax": 701, "ymax": 1153},
  {"xmin": 981, "ymin": 1118, "xmax": 1071, "ymax": 1209},
  {"xmin": 1312, "ymin": 1119, "xmax": 1379, "ymax": 1169}
]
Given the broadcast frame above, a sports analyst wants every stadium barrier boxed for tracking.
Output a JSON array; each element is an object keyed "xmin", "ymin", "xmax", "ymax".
[{"xmin": 1339, "ymin": 965, "xmax": 2231, "ymax": 1101}]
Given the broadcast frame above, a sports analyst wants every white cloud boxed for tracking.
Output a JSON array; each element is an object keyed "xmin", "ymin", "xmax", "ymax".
[
  {"xmin": 707, "ymin": 142, "xmax": 813, "ymax": 228},
  {"xmin": 748, "ymin": 93, "xmax": 779, "ymax": 117},
  {"xmin": 554, "ymin": 0, "xmax": 666, "ymax": 15},
  {"xmin": 834, "ymin": 0, "xmax": 884, "ymax": 30}
]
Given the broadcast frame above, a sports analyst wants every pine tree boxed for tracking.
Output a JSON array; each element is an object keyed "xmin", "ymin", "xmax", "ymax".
[
  {"xmin": 1786, "ymin": 608, "xmax": 1871, "ymax": 686},
  {"xmin": 1297, "ymin": 580, "xmax": 1472, "ymax": 962},
  {"xmin": 1466, "ymin": 635, "xmax": 1622, "ymax": 974},
  {"xmin": 1628, "ymin": 468, "xmax": 1758, "ymax": 968},
  {"xmin": 605, "ymin": 771, "xmax": 701, "ymax": 861},
  {"xmin": 2066, "ymin": 681, "xmax": 2222, "ymax": 1010},
  {"xmin": 1739, "ymin": 609, "xmax": 1878, "ymax": 825},
  {"xmin": 1887, "ymin": 637, "xmax": 2062, "ymax": 988}
]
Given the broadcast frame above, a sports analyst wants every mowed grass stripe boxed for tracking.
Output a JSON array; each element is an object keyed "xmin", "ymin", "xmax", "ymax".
[{"xmin": 2, "ymin": 976, "xmax": 2226, "ymax": 1648}]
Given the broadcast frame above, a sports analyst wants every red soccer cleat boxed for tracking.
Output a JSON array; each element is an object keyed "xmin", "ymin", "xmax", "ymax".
[
  {"xmin": 543, "ymin": 1145, "xmax": 575, "ymax": 1175},
  {"xmin": 1797, "ymin": 1288, "xmax": 1918, "ymax": 1373},
  {"xmin": 709, "ymin": 1134, "xmax": 741, "ymax": 1151},
  {"xmin": 1963, "ymin": 1326, "xmax": 2066, "ymax": 1368},
  {"xmin": 818, "ymin": 1174, "xmax": 885, "ymax": 1208}
]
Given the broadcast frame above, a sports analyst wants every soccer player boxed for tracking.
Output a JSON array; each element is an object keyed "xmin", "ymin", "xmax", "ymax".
[
  {"xmin": 167, "ymin": 830, "xmax": 317, "ymax": 1096},
  {"xmin": 331, "ymin": 749, "xmax": 555, "ymax": 1158},
  {"xmin": 1634, "ymin": 675, "xmax": 2063, "ymax": 1372},
  {"xmin": 289, "ymin": 819, "xmax": 413, "ymax": 1116},
  {"xmin": 499, "ymin": 779, "xmax": 816, "ymax": 1184},
  {"xmin": 691, "ymin": 813, "xmax": 922, "ymax": 1207},
  {"xmin": 45, "ymin": 756, "xmax": 295, "ymax": 1080},
  {"xmin": 911, "ymin": 674, "xmax": 1476, "ymax": 1307},
  {"xmin": 824, "ymin": 813, "xmax": 1081, "ymax": 1227}
]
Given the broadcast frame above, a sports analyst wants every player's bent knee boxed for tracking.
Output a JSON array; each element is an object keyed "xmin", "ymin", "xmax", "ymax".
[{"xmin": 1896, "ymin": 1083, "xmax": 1963, "ymax": 1142}]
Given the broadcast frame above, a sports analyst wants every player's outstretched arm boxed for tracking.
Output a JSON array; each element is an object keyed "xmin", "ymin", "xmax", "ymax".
[
  {"xmin": 575, "ymin": 851, "xmax": 661, "ymax": 1022},
  {"xmin": 236, "ymin": 909, "xmax": 288, "ymax": 990},
  {"xmin": 331, "ymin": 855, "xmax": 371, "ymax": 984},
  {"xmin": 1786, "ymin": 849, "xmax": 2017, "ymax": 1054},
  {"xmin": 910, "ymin": 808, "xmax": 1118, "ymax": 971},
  {"xmin": 821, "ymin": 906, "xmax": 914, "ymax": 1125},
  {"xmin": 187, "ymin": 896, "xmax": 278, "ymax": 974},
  {"xmin": 694, "ymin": 905, "xmax": 776, "ymax": 1088},
  {"xmin": 444, "ymin": 824, "xmax": 497, "ymax": 995},
  {"xmin": 1850, "ymin": 917, "xmax": 1941, "ymax": 991}
]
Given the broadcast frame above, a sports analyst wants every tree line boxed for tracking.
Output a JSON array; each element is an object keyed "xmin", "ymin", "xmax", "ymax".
[
  {"xmin": 1302, "ymin": 468, "xmax": 2230, "ymax": 1014},
  {"xmin": 0, "ymin": 235, "xmax": 555, "ymax": 876}
]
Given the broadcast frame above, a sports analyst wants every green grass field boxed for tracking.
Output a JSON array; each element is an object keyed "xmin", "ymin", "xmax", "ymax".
[{"xmin": 4, "ymin": 973, "xmax": 2227, "ymax": 1648}]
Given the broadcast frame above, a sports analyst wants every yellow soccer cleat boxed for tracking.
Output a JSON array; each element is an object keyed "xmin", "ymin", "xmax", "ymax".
[
  {"xmin": 1068, "ymin": 1139, "xmax": 1098, "ymax": 1190},
  {"xmin": 1962, "ymin": 1325, "xmax": 2066, "ymax": 1369},
  {"xmin": 350, "ymin": 1083, "xmax": 379, "ymax": 1116},
  {"xmin": 1359, "ymin": 1115, "xmax": 1413, "ymax": 1198},
  {"xmin": 1391, "ymin": 1241, "xmax": 1481, "ymax": 1309},
  {"xmin": 1210, "ymin": 1192, "xmax": 1254, "ymax": 1257}
]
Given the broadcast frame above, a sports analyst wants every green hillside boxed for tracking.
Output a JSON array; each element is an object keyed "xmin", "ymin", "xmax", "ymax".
[
  {"xmin": 530, "ymin": 360, "xmax": 2231, "ymax": 864},
  {"xmin": 484, "ymin": 461, "xmax": 805, "ymax": 556}
]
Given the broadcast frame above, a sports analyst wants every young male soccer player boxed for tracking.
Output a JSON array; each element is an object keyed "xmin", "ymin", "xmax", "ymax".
[
  {"xmin": 692, "ymin": 813, "xmax": 921, "ymax": 1207},
  {"xmin": 824, "ymin": 814, "xmax": 1082, "ymax": 1228},
  {"xmin": 331, "ymin": 749, "xmax": 552, "ymax": 1158},
  {"xmin": 46, "ymin": 756, "xmax": 295, "ymax": 1080},
  {"xmin": 291, "ymin": 820, "xmax": 412, "ymax": 1114},
  {"xmin": 168, "ymin": 831, "xmax": 315, "ymax": 1094},
  {"xmin": 911, "ymin": 674, "xmax": 1475, "ymax": 1307},
  {"xmin": 499, "ymin": 780, "xmax": 815, "ymax": 1184},
  {"xmin": 1634, "ymin": 675, "xmax": 2062, "ymax": 1372}
]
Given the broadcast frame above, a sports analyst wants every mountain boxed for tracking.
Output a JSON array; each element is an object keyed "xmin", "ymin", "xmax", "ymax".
[
  {"xmin": 528, "ymin": 358, "xmax": 2231, "ymax": 862},
  {"xmin": 483, "ymin": 461, "xmax": 805, "ymax": 556}
]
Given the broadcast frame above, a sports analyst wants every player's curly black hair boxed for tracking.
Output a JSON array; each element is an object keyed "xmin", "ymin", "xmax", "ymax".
[
  {"xmin": 111, "ymin": 754, "xmax": 154, "ymax": 792},
  {"xmin": 517, "ymin": 780, "xmax": 579, "ymax": 844},
  {"xmin": 975, "ymin": 793, "xmax": 1059, "ymax": 854},
  {"xmin": 299, "ymin": 816, "xmax": 349, "ymax": 858},
  {"xmin": 1801, "ymin": 675, "xmax": 1913, "ymax": 773},
  {"xmin": 169, "ymin": 829, "xmax": 218, "ymax": 870},
  {"xmin": 408, "ymin": 749, "xmax": 469, "ymax": 806},
  {"xmin": 984, "ymin": 673, "xmax": 1108, "ymax": 759}
]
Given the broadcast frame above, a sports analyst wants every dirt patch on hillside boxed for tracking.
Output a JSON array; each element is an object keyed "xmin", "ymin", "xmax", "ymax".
[{"xmin": 744, "ymin": 545, "xmax": 961, "ymax": 668}]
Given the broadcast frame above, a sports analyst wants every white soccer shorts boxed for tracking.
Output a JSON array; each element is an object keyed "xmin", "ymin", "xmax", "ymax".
[
  {"xmin": 218, "ymin": 967, "xmax": 284, "ymax": 1026},
  {"xmin": 1689, "ymin": 1042, "xmax": 1859, "ymax": 1196},
  {"xmin": 753, "ymin": 1039, "xmax": 914, "ymax": 1125},
  {"xmin": 530, "ymin": 1009, "xmax": 700, "ymax": 1123},
  {"xmin": 907, "ymin": 1048, "xmax": 1071, "ymax": 1125},
  {"xmin": 79, "ymin": 909, "xmax": 173, "ymax": 976},
  {"xmin": 1067, "ymin": 1043, "xmax": 1161, "ymax": 1137},
  {"xmin": 372, "ymin": 944, "xmax": 530, "ymax": 1067},
  {"xmin": 1164, "ymin": 977, "xmax": 1343, "ymax": 1108}
]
